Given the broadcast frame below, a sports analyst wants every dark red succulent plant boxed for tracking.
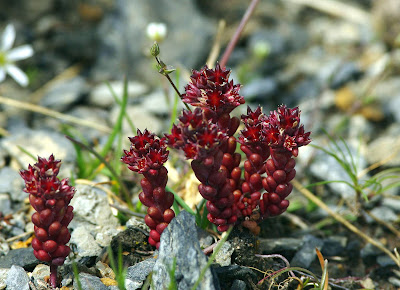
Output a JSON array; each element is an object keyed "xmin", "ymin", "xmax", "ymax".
[
  {"xmin": 259, "ymin": 105, "xmax": 311, "ymax": 218},
  {"xmin": 166, "ymin": 108, "xmax": 238, "ymax": 231},
  {"xmin": 125, "ymin": 62, "xmax": 311, "ymax": 239},
  {"xmin": 122, "ymin": 129, "xmax": 174, "ymax": 249},
  {"xmin": 20, "ymin": 154, "xmax": 75, "ymax": 288}
]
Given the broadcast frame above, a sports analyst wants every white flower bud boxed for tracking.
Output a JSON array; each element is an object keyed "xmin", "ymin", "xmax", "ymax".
[{"xmin": 146, "ymin": 22, "xmax": 167, "ymax": 43}]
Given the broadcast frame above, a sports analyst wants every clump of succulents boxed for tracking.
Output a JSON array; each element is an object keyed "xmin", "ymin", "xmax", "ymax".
[{"xmin": 122, "ymin": 63, "xmax": 311, "ymax": 238}]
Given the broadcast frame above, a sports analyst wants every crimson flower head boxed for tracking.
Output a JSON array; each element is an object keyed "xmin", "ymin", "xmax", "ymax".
[
  {"xmin": 262, "ymin": 105, "xmax": 311, "ymax": 156},
  {"xmin": 182, "ymin": 63, "xmax": 245, "ymax": 116},
  {"xmin": 239, "ymin": 106, "xmax": 266, "ymax": 146},
  {"xmin": 166, "ymin": 108, "xmax": 227, "ymax": 160},
  {"xmin": 20, "ymin": 154, "xmax": 74, "ymax": 202},
  {"xmin": 122, "ymin": 129, "xmax": 169, "ymax": 173}
]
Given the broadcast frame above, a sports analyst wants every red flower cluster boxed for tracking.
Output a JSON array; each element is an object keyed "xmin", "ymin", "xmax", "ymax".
[
  {"xmin": 182, "ymin": 63, "xmax": 245, "ymax": 117},
  {"xmin": 263, "ymin": 105, "xmax": 311, "ymax": 157},
  {"xmin": 122, "ymin": 129, "xmax": 174, "ymax": 249},
  {"xmin": 166, "ymin": 108, "xmax": 227, "ymax": 160},
  {"xmin": 122, "ymin": 129, "xmax": 169, "ymax": 173},
  {"xmin": 20, "ymin": 155, "xmax": 74, "ymax": 288}
]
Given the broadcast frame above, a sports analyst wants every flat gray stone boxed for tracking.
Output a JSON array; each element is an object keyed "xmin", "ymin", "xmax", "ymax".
[
  {"xmin": 0, "ymin": 248, "xmax": 38, "ymax": 271},
  {"xmin": 5, "ymin": 265, "xmax": 29, "ymax": 290},
  {"xmin": 75, "ymin": 272, "xmax": 108, "ymax": 290},
  {"xmin": 69, "ymin": 184, "xmax": 119, "ymax": 233},
  {"xmin": 291, "ymin": 235, "xmax": 324, "ymax": 268},
  {"xmin": 0, "ymin": 167, "xmax": 24, "ymax": 202},
  {"xmin": 152, "ymin": 210, "xmax": 217, "ymax": 290},
  {"xmin": 125, "ymin": 258, "xmax": 156, "ymax": 290},
  {"xmin": 70, "ymin": 225, "xmax": 103, "ymax": 258}
]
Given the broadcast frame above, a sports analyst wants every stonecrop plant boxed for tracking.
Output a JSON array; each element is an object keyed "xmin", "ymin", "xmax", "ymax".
[
  {"xmin": 122, "ymin": 62, "xmax": 311, "ymax": 242},
  {"xmin": 20, "ymin": 155, "xmax": 75, "ymax": 288}
]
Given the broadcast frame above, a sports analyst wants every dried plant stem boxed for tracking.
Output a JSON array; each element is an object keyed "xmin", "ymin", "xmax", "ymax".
[
  {"xmin": 65, "ymin": 135, "xmax": 132, "ymax": 207},
  {"xmin": 292, "ymin": 179, "xmax": 400, "ymax": 267},
  {"xmin": 283, "ymin": 0, "xmax": 370, "ymax": 25},
  {"xmin": 364, "ymin": 210, "xmax": 400, "ymax": 239},
  {"xmin": 219, "ymin": 0, "xmax": 260, "ymax": 67},
  {"xmin": 6, "ymin": 230, "xmax": 34, "ymax": 243},
  {"xmin": 255, "ymin": 254, "xmax": 295, "ymax": 277},
  {"xmin": 0, "ymin": 96, "xmax": 111, "ymax": 133},
  {"xmin": 30, "ymin": 64, "xmax": 81, "ymax": 104},
  {"xmin": 206, "ymin": 20, "xmax": 226, "ymax": 68}
]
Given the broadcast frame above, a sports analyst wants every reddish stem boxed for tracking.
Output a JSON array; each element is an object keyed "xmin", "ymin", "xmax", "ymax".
[
  {"xmin": 49, "ymin": 264, "xmax": 58, "ymax": 288},
  {"xmin": 219, "ymin": 0, "xmax": 260, "ymax": 67}
]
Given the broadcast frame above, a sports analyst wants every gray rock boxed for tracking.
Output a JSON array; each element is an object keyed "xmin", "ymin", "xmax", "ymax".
[
  {"xmin": 215, "ymin": 241, "xmax": 234, "ymax": 267},
  {"xmin": 109, "ymin": 105, "xmax": 164, "ymax": 135},
  {"xmin": 330, "ymin": 62, "xmax": 362, "ymax": 89},
  {"xmin": 70, "ymin": 184, "xmax": 119, "ymax": 233},
  {"xmin": 95, "ymin": 227, "xmax": 122, "ymax": 248},
  {"xmin": 369, "ymin": 206, "xmax": 398, "ymax": 223},
  {"xmin": 258, "ymin": 237, "xmax": 303, "ymax": 254},
  {"xmin": 213, "ymin": 265, "xmax": 256, "ymax": 289},
  {"xmin": 65, "ymin": 105, "xmax": 111, "ymax": 141},
  {"xmin": 387, "ymin": 94, "xmax": 400, "ymax": 123},
  {"xmin": 231, "ymin": 279, "xmax": 247, "ymax": 290},
  {"xmin": 197, "ymin": 229, "xmax": 214, "ymax": 250},
  {"xmin": 248, "ymin": 29, "xmax": 286, "ymax": 57},
  {"xmin": 70, "ymin": 225, "xmax": 103, "ymax": 258},
  {"xmin": 89, "ymin": 81, "xmax": 148, "ymax": 108},
  {"xmin": 3, "ymin": 0, "xmax": 52, "ymax": 22},
  {"xmin": 291, "ymin": 235, "xmax": 323, "ymax": 268},
  {"xmin": 140, "ymin": 89, "xmax": 184, "ymax": 116},
  {"xmin": 382, "ymin": 197, "xmax": 400, "ymax": 212},
  {"xmin": 5, "ymin": 265, "xmax": 29, "ymax": 290},
  {"xmin": 0, "ymin": 268, "xmax": 9, "ymax": 290},
  {"xmin": 240, "ymin": 78, "xmax": 277, "ymax": 102},
  {"xmin": 125, "ymin": 258, "xmax": 156, "ymax": 290},
  {"xmin": 126, "ymin": 217, "xmax": 149, "ymax": 233},
  {"xmin": 31, "ymin": 264, "xmax": 50, "ymax": 290},
  {"xmin": 360, "ymin": 243, "xmax": 381, "ymax": 260},
  {"xmin": 152, "ymin": 210, "xmax": 217, "ymax": 290},
  {"xmin": 93, "ymin": 0, "xmax": 214, "ymax": 83},
  {"xmin": 75, "ymin": 272, "xmax": 108, "ymax": 290},
  {"xmin": 377, "ymin": 255, "xmax": 397, "ymax": 267},
  {"xmin": 388, "ymin": 276, "xmax": 400, "ymax": 287},
  {"xmin": 0, "ymin": 194, "xmax": 11, "ymax": 215},
  {"xmin": 0, "ymin": 129, "xmax": 76, "ymax": 174},
  {"xmin": 366, "ymin": 135, "xmax": 400, "ymax": 167},
  {"xmin": 40, "ymin": 77, "xmax": 88, "ymax": 111},
  {"xmin": 0, "ymin": 167, "xmax": 24, "ymax": 202},
  {"xmin": 0, "ymin": 248, "xmax": 38, "ymax": 271},
  {"xmin": 322, "ymin": 236, "xmax": 347, "ymax": 257}
]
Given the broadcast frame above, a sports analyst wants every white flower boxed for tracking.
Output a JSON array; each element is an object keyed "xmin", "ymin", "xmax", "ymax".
[
  {"xmin": 146, "ymin": 23, "xmax": 167, "ymax": 43},
  {"xmin": 0, "ymin": 24, "xmax": 34, "ymax": 87}
]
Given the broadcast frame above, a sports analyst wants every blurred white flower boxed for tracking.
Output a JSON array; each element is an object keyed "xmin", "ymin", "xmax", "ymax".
[
  {"xmin": 146, "ymin": 22, "xmax": 167, "ymax": 43},
  {"xmin": 0, "ymin": 24, "xmax": 34, "ymax": 87}
]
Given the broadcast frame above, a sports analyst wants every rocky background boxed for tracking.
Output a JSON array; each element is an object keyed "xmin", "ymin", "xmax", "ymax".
[{"xmin": 0, "ymin": 0, "xmax": 400, "ymax": 289}]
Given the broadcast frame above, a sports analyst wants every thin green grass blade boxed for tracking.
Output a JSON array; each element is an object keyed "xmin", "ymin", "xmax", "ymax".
[
  {"xmin": 72, "ymin": 262, "xmax": 83, "ymax": 290},
  {"xmin": 169, "ymin": 68, "xmax": 180, "ymax": 131},
  {"xmin": 106, "ymin": 81, "xmax": 136, "ymax": 133},
  {"xmin": 100, "ymin": 77, "xmax": 129, "ymax": 158},
  {"xmin": 166, "ymin": 185, "xmax": 195, "ymax": 215},
  {"xmin": 17, "ymin": 145, "xmax": 37, "ymax": 161},
  {"xmin": 191, "ymin": 227, "xmax": 233, "ymax": 290},
  {"xmin": 305, "ymin": 180, "xmax": 355, "ymax": 190}
]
